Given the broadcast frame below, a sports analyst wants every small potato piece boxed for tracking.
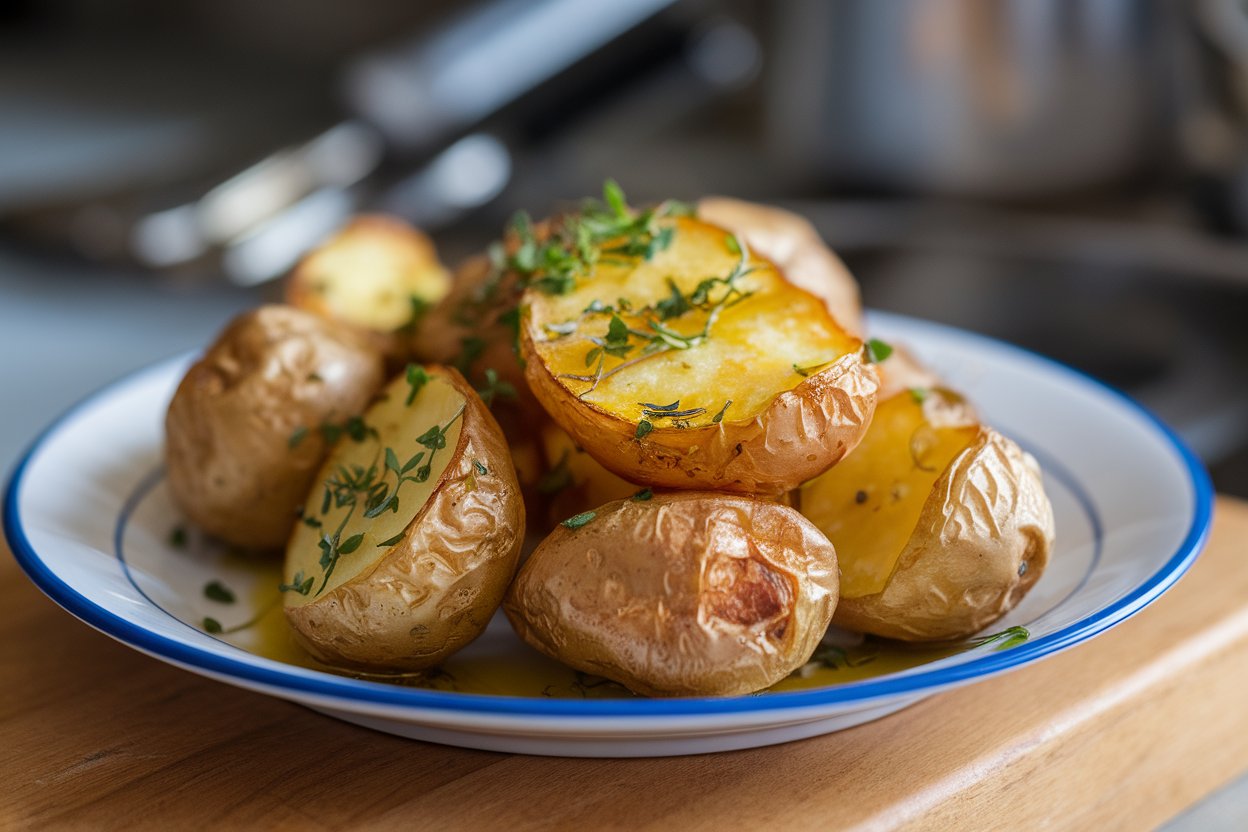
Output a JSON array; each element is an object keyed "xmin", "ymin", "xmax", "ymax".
[
  {"xmin": 521, "ymin": 214, "xmax": 878, "ymax": 495},
  {"xmin": 505, "ymin": 492, "xmax": 839, "ymax": 697},
  {"xmin": 283, "ymin": 366, "xmax": 524, "ymax": 671},
  {"xmin": 165, "ymin": 306, "xmax": 385, "ymax": 551},
  {"xmin": 286, "ymin": 215, "xmax": 450, "ymax": 336},
  {"xmin": 697, "ymin": 196, "xmax": 863, "ymax": 336},
  {"xmin": 799, "ymin": 386, "xmax": 1055, "ymax": 641}
]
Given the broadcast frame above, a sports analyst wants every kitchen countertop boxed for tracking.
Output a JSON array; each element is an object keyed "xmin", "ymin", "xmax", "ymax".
[{"xmin": 3, "ymin": 496, "xmax": 1246, "ymax": 829}]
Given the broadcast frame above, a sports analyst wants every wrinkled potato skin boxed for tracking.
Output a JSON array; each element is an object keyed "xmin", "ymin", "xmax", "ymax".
[
  {"xmin": 165, "ymin": 306, "xmax": 385, "ymax": 551},
  {"xmin": 505, "ymin": 492, "xmax": 839, "ymax": 696},
  {"xmin": 523, "ymin": 341, "xmax": 879, "ymax": 495},
  {"xmin": 697, "ymin": 197, "xmax": 863, "ymax": 336},
  {"xmin": 833, "ymin": 428, "xmax": 1055, "ymax": 641},
  {"xmin": 286, "ymin": 370, "xmax": 525, "ymax": 670}
]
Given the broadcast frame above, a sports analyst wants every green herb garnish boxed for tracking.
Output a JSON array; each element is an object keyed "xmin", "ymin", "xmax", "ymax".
[
  {"xmin": 405, "ymin": 364, "xmax": 429, "ymax": 405},
  {"xmin": 310, "ymin": 405, "xmax": 466, "ymax": 596},
  {"xmin": 631, "ymin": 488, "xmax": 653, "ymax": 502},
  {"xmin": 288, "ymin": 426, "xmax": 308, "ymax": 449},
  {"xmin": 202, "ymin": 617, "xmax": 223, "ymax": 634},
  {"xmin": 971, "ymin": 625, "xmax": 1030, "ymax": 650},
  {"xmin": 711, "ymin": 399, "xmax": 732, "ymax": 424},
  {"xmin": 635, "ymin": 419, "xmax": 654, "ymax": 439},
  {"xmin": 475, "ymin": 368, "xmax": 517, "ymax": 408},
  {"xmin": 203, "ymin": 580, "xmax": 235, "ymax": 604},
  {"xmin": 279, "ymin": 571, "xmax": 315, "ymax": 595},
  {"xmin": 864, "ymin": 338, "xmax": 894, "ymax": 364},
  {"xmin": 473, "ymin": 459, "xmax": 488, "ymax": 476},
  {"xmin": 168, "ymin": 526, "xmax": 187, "ymax": 548},
  {"xmin": 561, "ymin": 511, "xmax": 597, "ymax": 529}
]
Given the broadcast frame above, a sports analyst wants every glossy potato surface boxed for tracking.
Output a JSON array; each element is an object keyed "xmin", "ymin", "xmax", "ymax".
[
  {"xmin": 505, "ymin": 492, "xmax": 839, "ymax": 696},
  {"xmin": 522, "ymin": 214, "xmax": 878, "ymax": 494}
]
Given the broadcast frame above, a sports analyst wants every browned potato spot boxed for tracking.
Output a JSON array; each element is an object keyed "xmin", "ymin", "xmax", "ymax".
[
  {"xmin": 165, "ymin": 306, "xmax": 385, "ymax": 551},
  {"xmin": 504, "ymin": 492, "xmax": 839, "ymax": 696}
]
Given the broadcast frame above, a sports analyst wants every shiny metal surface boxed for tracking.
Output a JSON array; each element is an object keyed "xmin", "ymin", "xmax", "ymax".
[{"xmin": 768, "ymin": 0, "xmax": 1172, "ymax": 196}]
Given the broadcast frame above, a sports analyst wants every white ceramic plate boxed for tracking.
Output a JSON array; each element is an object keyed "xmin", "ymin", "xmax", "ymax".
[{"xmin": 4, "ymin": 312, "xmax": 1212, "ymax": 757}]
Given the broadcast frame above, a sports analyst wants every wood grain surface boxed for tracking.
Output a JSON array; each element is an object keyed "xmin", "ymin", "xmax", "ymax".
[{"xmin": 3, "ymin": 498, "xmax": 1247, "ymax": 831}]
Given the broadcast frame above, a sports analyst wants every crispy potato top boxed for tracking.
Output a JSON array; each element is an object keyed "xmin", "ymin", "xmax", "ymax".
[
  {"xmin": 285, "ymin": 368, "xmax": 467, "ymax": 605},
  {"xmin": 524, "ymin": 215, "xmax": 860, "ymax": 425}
]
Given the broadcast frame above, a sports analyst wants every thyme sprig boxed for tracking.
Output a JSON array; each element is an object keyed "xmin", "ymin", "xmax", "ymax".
[
  {"xmin": 310, "ymin": 404, "xmax": 466, "ymax": 596},
  {"xmin": 559, "ymin": 234, "xmax": 757, "ymax": 399}
]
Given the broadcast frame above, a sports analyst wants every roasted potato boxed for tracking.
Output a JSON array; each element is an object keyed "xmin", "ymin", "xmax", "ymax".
[
  {"xmin": 505, "ymin": 492, "xmax": 839, "ymax": 696},
  {"xmin": 798, "ymin": 365, "xmax": 1055, "ymax": 641},
  {"xmin": 697, "ymin": 196, "xmax": 863, "ymax": 336},
  {"xmin": 286, "ymin": 215, "xmax": 451, "ymax": 352},
  {"xmin": 520, "ymin": 212, "xmax": 879, "ymax": 495},
  {"xmin": 283, "ymin": 365, "xmax": 524, "ymax": 671},
  {"xmin": 165, "ymin": 306, "xmax": 386, "ymax": 551}
]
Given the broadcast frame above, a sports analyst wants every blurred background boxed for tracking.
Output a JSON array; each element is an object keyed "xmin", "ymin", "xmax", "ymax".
[
  {"xmin": 9, "ymin": 3, "xmax": 1248, "ymax": 469},
  {"xmin": 1, "ymin": 0, "xmax": 1246, "ymax": 824}
]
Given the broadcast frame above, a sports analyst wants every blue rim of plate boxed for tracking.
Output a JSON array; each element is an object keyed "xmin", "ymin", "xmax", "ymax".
[{"xmin": 3, "ymin": 313, "xmax": 1215, "ymax": 718}]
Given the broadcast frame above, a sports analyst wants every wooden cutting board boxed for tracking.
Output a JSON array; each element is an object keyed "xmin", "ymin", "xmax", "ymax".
[{"xmin": 3, "ymin": 497, "xmax": 1247, "ymax": 831}]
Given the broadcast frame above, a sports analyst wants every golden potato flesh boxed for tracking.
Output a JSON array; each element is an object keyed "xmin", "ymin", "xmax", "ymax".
[
  {"xmin": 504, "ymin": 492, "xmax": 839, "ymax": 697},
  {"xmin": 697, "ymin": 196, "xmax": 863, "ymax": 337},
  {"xmin": 165, "ymin": 306, "xmax": 385, "ymax": 551},
  {"xmin": 521, "ymin": 213, "xmax": 878, "ymax": 495},
  {"xmin": 286, "ymin": 215, "xmax": 450, "ymax": 334},
  {"xmin": 283, "ymin": 366, "xmax": 524, "ymax": 671},
  {"xmin": 799, "ymin": 387, "xmax": 1055, "ymax": 641}
]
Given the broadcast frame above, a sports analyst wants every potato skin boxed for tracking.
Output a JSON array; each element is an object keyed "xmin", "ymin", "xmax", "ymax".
[
  {"xmin": 697, "ymin": 196, "xmax": 863, "ymax": 336},
  {"xmin": 504, "ymin": 492, "xmax": 839, "ymax": 696},
  {"xmin": 285, "ymin": 370, "xmax": 525, "ymax": 671},
  {"xmin": 164, "ymin": 306, "xmax": 385, "ymax": 551},
  {"xmin": 523, "ymin": 342, "xmax": 879, "ymax": 495},
  {"xmin": 833, "ymin": 428, "xmax": 1055, "ymax": 641}
]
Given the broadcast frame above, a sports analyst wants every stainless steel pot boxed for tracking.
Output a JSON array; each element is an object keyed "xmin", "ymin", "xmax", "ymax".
[{"xmin": 766, "ymin": 0, "xmax": 1175, "ymax": 198}]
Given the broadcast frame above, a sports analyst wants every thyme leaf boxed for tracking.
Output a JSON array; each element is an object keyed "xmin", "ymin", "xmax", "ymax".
[
  {"xmin": 203, "ymin": 580, "xmax": 235, "ymax": 604},
  {"xmin": 561, "ymin": 511, "xmax": 597, "ymax": 529}
]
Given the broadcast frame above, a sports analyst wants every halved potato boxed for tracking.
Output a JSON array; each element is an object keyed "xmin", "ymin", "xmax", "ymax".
[
  {"xmin": 798, "ymin": 368, "xmax": 1055, "ymax": 641},
  {"xmin": 283, "ymin": 365, "xmax": 524, "ymax": 671},
  {"xmin": 520, "ymin": 213, "xmax": 879, "ymax": 495},
  {"xmin": 504, "ymin": 491, "xmax": 839, "ymax": 696},
  {"xmin": 286, "ymin": 215, "xmax": 450, "ymax": 343},
  {"xmin": 697, "ymin": 196, "xmax": 863, "ymax": 336},
  {"xmin": 165, "ymin": 306, "xmax": 386, "ymax": 551}
]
